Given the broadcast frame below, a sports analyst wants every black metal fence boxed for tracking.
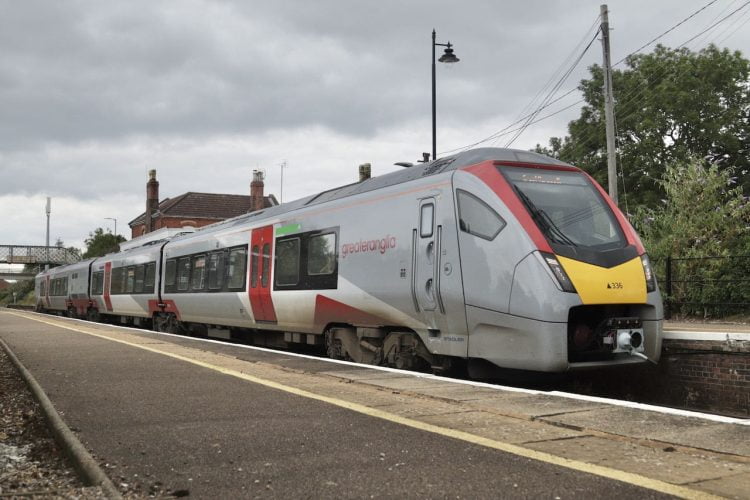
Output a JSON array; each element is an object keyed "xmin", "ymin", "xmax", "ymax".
[{"xmin": 656, "ymin": 255, "xmax": 750, "ymax": 319}]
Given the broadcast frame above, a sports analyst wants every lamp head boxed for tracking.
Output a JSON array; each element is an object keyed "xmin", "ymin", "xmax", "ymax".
[{"xmin": 438, "ymin": 43, "xmax": 459, "ymax": 63}]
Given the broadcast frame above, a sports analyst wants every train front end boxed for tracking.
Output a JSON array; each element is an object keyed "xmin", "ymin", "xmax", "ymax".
[{"xmin": 461, "ymin": 158, "xmax": 662, "ymax": 372}]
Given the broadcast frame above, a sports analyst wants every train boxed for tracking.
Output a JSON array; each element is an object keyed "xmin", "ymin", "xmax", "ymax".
[{"xmin": 35, "ymin": 147, "xmax": 663, "ymax": 375}]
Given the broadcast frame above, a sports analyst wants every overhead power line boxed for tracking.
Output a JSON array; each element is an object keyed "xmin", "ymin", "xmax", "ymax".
[
  {"xmin": 613, "ymin": 0, "xmax": 720, "ymax": 66},
  {"xmin": 439, "ymin": 0, "xmax": 732, "ymax": 156},
  {"xmin": 504, "ymin": 30, "xmax": 600, "ymax": 148}
]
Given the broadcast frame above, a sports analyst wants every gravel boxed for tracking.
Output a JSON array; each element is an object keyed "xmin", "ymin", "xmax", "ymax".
[{"xmin": 0, "ymin": 347, "xmax": 106, "ymax": 499}]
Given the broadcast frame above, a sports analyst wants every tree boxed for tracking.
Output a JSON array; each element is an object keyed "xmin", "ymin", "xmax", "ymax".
[
  {"xmin": 632, "ymin": 158, "xmax": 750, "ymax": 316},
  {"xmin": 538, "ymin": 44, "xmax": 750, "ymax": 210},
  {"xmin": 82, "ymin": 228, "xmax": 126, "ymax": 258}
]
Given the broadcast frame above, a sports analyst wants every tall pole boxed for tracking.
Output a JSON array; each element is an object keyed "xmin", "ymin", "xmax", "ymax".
[
  {"xmin": 432, "ymin": 29, "xmax": 437, "ymax": 162},
  {"xmin": 280, "ymin": 160, "xmax": 286, "ymax": 204},
  {"xmin": 45, "ymin": 197, "xmax": 51, "ymax": 271},
  {"xmin": 601, "ymin": 4, "xmax": 618, "ymax": 204},
  {"xmin": 105, "ymin": 217, "xmax": 117, "ymax": 238}
]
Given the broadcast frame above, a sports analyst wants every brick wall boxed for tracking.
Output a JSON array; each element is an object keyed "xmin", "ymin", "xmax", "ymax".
[
  {"xmin": 656, "ymin": 339, "xmax": 749, "ymax": 416},
  {"xmin": 569, "ymin": 339, "xmax": 750, "ymax": 417}
]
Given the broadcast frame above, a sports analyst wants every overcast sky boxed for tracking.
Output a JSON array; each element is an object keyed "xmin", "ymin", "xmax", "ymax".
[{"xmin": 1, "ymin": 0, "xmax": 749, "ymax": 254}]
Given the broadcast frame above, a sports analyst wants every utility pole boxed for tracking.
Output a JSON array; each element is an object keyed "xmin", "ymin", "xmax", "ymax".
[
  {"xmin": 45, "ymin": 197, "xmax": 51, "ymax": 271},
  {"xmin": 600, "ymin": 4, "xmax": 618, "ymax": 205}
]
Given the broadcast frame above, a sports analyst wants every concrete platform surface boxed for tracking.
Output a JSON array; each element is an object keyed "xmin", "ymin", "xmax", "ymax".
[{"xmin": 1, "ymin": 309, "xmax": 749, "ymax": 499}]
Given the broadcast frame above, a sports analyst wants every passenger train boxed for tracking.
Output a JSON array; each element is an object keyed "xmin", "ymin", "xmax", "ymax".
[{"xmin": 35, "ymin": 148, "xmax": 663, "ymax": 375}]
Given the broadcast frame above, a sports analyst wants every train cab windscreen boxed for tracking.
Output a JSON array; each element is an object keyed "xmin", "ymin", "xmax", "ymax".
[{"xmin": 501, "ymin": 166, "xmax": 627, "ymax": 252}]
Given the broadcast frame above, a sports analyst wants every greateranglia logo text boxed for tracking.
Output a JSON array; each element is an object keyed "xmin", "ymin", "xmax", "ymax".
[{"xmin": 341, "ymin": 235, "xmax": 397, "ymax": 258}]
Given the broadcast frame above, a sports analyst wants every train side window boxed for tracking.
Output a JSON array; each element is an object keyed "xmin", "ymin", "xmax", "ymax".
[
  {"xmin": 191, "ymin": 255, "xmax": 207, "ymax": 290},
  {"xmin": 93, "ymin": 271, "xmax": 104, "ymax": 295},
  {"xmin": 144, "ymin": 263, "xmax": 156, "ymax": 293},
  {"xmin": 457, "ymin": 190, "xmax": 506, "ymax": 241},
  {"xmin": 134, "ymin": 265, "xmax": 145, "ymax": 293},
  {"xmin": 165, "ymin": 259, "xmax": 177, "ymax": 292},
  {"xmin": 177, "ymin": 257, "xmax": 191, "ymax": 291},
  {"xmin": 227, "ymin": 247, "xmax": 247, "ymax": 290},
  {"xmin": 125, "ymin": 266, "xmax": 136, "ymax": 293},
  {"xmin": 40, "ymin": 280, "xmax": 46, "ymax": 296},
  {"xmin": 420, "ymin": 203, "xmax": 434, "ymax": 237},
  {"xmin": 261, "ymin": 244, "xmax": 271, "ymax": 287},
  {"xmin": 250, "ymin": 245, "xmax": 259, "ymax": 288},
  {"xmin": 308, "ymin": 233, "xmax": 336, "ymax": 275},
  {"xmin": 208, "ymin": 252, "xmax": 225, "ymax": 290},
  {"xmin": 110, "ymin": 268, "xmax": 121, "ymax": 295},
  {"xmin": 275, "ymin": 238, "xmax": 300, "ymax": 286}
]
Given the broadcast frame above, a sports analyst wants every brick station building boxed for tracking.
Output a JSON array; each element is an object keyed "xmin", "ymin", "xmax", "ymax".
[{"xmin": 128, "ymin": 170, "xmax": 278, "ymax": 239}]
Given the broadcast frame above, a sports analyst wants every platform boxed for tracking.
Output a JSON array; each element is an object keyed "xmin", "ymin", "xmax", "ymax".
[{"xmin": 1, "ymin": 310, "xmax": 748, "ymax": 499}]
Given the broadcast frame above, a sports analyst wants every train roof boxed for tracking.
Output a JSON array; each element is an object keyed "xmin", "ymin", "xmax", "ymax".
[{"xmin": 172, "ymin": 147, "xmax": 571, "ymax": 239}]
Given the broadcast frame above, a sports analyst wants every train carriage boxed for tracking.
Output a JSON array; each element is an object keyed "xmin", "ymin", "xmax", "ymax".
[
  {"xmin": 90, "ymin": 241, "xmax": 163, "ymax": 326},
  {"xmin": 35, "ymin": 147, "xmax": 663, "ymax": 374},
  {"xmin": 35, "ymin": 259, "xmax": 95, "ymax": 316}
]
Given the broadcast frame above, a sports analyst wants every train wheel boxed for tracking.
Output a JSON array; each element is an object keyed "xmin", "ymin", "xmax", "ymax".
[
  {"xmin": 154, "ymin": 313, "xmax": 181, "ymax": 334},
  {"xmin": 324, "ymin": 329, "xmax": 345, "ymax": 360},
  {"xmin": 86, "ymin": 308, "xmax": 100, "ymax": 323}
]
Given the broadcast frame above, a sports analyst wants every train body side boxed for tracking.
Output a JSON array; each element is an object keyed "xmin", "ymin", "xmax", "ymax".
[{"xmin": 160, "ymin": 171, "xmax": 472, "ymax": 360}]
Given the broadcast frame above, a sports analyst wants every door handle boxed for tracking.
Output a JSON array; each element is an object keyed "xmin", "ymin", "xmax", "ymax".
[
  {"xmin": 434, "ymin": 225, "xmax": 445, "ymax": 314},
  {"xmin": 410, "ymin": 229, "xmax": 419, "ymax": 313}
]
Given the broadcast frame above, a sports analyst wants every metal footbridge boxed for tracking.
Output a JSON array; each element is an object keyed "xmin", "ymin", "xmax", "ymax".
[{"xmin": 0, "ymin": 245, "xmax": 80, "ymax": 280}]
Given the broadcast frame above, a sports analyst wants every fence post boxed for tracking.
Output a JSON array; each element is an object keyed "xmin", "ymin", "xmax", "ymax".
[{"xmin": 665, "ymin": 255, "xmax": 672, "ymax": 320}]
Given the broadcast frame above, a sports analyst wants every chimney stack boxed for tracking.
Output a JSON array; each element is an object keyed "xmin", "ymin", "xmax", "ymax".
[
  {"xmin": 145, "ymin": 169, "xmax": 159, "ymax": 233},
  {"xmin": 358, "ymin": 163, "xmax": 371, "ymax": 182},
  {"xmin": 250, "ymin": 170, "xmax": 265, "ymax": 212}
]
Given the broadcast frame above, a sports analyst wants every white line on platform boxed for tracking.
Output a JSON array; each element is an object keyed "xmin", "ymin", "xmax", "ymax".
[
  {"xmin": 13, "ymin": 310, "xmax": 750, "ymax": 426},
  {"xmin": 664, "ymin": 330, "xmax": 750, "ymax": 341}
]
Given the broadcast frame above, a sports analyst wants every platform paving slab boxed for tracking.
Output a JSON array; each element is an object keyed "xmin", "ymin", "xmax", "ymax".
[
  {"xmin": 689, "ymin": 472, "xmax": 750, "ymax": 499},
  {"xmin": 416, "ymin": 410, "xmax": 587, "ymax": 444},
  {"xmin": 524, "ymin": 435, "xmax": 750, "ymax": 485},
  {"xmin": 538, "ymin": 406, "xmax": 749, "ymax": 455}
]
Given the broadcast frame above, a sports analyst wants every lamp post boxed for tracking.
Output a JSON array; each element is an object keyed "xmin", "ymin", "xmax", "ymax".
[
  {"xmin": 105, "ymin": 217, "xmax": 117, "ymax": 238},
  {"xmin": 432, "ymin": 29, "xmax": 460, "ymax": 162}
]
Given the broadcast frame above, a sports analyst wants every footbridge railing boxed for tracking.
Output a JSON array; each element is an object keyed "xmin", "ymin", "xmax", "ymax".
[{"xmin": 0, "ymin": 245, "xmax": 80, "ymax": 266}]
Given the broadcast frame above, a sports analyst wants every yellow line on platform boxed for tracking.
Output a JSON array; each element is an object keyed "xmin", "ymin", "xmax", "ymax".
[{"xmin": 4, "ymin": 310, "xmax": 721, "ymax": 500}]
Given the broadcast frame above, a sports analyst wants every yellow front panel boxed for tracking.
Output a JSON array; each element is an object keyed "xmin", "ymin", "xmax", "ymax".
[{"xmin": 558, "ymin": 256, "xmax": 647, "ymax": 304}]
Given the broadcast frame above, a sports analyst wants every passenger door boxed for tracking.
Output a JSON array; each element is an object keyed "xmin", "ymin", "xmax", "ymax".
[
  {"xmin": 249, "ymin": 225, "xmax": 278, "ymax": 323},
  {"xmin": 414, "ymin": 198, "xmax": 440, "ymax": 313}
]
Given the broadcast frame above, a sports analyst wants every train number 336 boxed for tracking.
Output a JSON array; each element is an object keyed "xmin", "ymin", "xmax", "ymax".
[{"xmin": 607, "ymin": 282, "xmax": 623, "ymax": 289}]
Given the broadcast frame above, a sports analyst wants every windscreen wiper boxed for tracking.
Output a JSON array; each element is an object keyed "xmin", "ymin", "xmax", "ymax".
[{"xmin": 515, "ymin": 189, "xmax": 576, "ymax": 247}]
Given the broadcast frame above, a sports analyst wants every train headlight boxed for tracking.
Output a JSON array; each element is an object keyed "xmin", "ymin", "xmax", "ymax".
[
  {"xmin": 541, "ymin": 253, "xmax": 576, "ymax": 293},
  {"xmin": 641, "ymin": 254, "xmax": 656, "ymax": 293}
]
